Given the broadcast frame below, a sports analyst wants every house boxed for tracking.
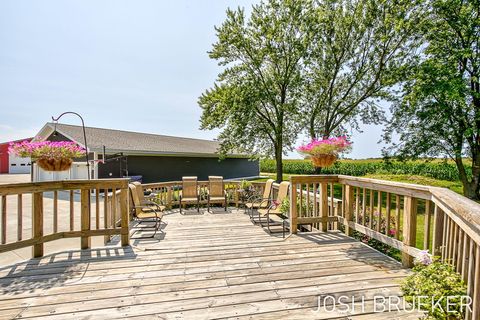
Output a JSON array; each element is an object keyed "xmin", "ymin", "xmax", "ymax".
[
  {"xmin": 33, "ymin": 123, "xmax": 259, "ymax": 183},
  {"xmin": 0, "ymin": 138, "xmax": 33, "ymax": 174}
]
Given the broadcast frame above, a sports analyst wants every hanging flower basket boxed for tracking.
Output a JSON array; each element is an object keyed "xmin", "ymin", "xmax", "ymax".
[
  {"xmin": 297, "ymin": 136, "xmax": 352, "ymax": 168},
  {"xmin": 9, "ymin": 140, "xmax": 85, "ymax": 172},
  {"xmin": 37, "ymin": 158, "xmax": 73, "ymax": 171},
  {"xmin": 311, "ymin": 154, "xmax": 337, "ymax": 168}
]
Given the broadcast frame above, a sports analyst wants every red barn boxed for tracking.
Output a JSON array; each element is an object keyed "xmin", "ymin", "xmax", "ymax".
[{"xmin": 0, "ymin": 138, "xmax": 33, "ymax": 174}]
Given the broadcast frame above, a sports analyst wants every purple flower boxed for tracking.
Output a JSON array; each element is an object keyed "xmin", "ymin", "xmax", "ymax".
[{"xmin": 414, "ymin": 250, "xmax": 433, "ymax": 266}]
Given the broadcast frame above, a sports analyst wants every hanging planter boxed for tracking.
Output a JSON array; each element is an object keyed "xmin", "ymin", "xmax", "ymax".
[
  {"xmin": 37, "ymin": 158, "xmax": 73, "ymax": 171},
  {"xmin": 297, "ymin": 136, "xmax": 352, "ymax": 168},
  {"xmin": 310, "ymin": 154, "xmax": 337, "ymax": 168},
  {"xmin": 9, "ymin": 140, "xmax": 85, "ymax": 172}
]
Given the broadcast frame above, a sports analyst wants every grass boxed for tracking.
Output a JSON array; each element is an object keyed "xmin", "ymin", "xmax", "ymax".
[{"xmin": 363, "ymin": 173, "xmax": 464, "ymax": 195}]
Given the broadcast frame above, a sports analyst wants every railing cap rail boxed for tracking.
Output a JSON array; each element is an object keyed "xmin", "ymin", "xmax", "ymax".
[{"xmin": 0, "ymin": 178, "xmax": 130, "ymax": 195}]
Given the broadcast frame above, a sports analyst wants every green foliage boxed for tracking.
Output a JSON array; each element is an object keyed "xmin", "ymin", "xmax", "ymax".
[
  {"xmin": 200, "ymin": 0, "xmax": 423, "ymax": 182},
  {"xmin": 279, "ymin": 197, "xmax": 313, "ymax": 215},
  {"xmin": 304, "ymin": 0, "xmax": 425, "ymax": 139},
  {"xmin": 239, "ymin": 180, "xmax": 252, "ymax": 190},
  {"xmin": 401, "ymin": 260, "xmax": 468, "ymax": 319},
  {"xmin": 384, "ymin": 0, "xmax": 480, "ymax": 199},
  {"xmin": 199, "ymin": 0, "xmax": 312, "ymax": 182},
  {"xmin": 260, "ymin": 159, "xmax": 470, "ymax": 182}
]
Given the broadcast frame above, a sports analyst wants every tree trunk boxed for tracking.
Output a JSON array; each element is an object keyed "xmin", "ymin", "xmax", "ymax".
[
  {"xmin": 275, "ymin": 146, "xmax": 283, "ymax": 183},
  {"xmin": 462, "ymin": 181, "xmax": 479, "ymax": 200},
  {"xmin": 455, "ymin": 157, "xmax": 480, "ymax": 200}
]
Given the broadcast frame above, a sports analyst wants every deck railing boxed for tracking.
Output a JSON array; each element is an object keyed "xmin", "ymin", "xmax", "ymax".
[
  {"xmin": 0, "ymin": 179, "xmax": 130, "ymax": 258},
  {"xmin": 141, "ymin": 180, "xmax": 268, "ymax": 208},
  {"xmin": 289, "ymin": 174, "xmax": 480, "ymax": 319}
]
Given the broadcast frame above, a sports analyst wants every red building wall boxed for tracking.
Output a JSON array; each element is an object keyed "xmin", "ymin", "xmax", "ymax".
[{"xmin": 0, "ymin": 143, "xmax": 9, "ymax": 173}]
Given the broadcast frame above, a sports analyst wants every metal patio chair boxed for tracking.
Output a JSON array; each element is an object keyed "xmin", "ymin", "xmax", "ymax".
[
  {"xmin": 129, "ymin": 183, "xmax": 164, "ymax": 239},
  {"xmin": 257, "ymin": 181, "xmax": 290, "ymax": 238},
  {"xmin": 245, "ymin": 179, "xmax": 274, "ymax": 223}
]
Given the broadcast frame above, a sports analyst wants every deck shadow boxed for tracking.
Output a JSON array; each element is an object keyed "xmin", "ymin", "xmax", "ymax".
[
  {"xmin": 0, "ymin": 246, "xmax": 136, "ymax": 296},
  {"xmin": 295, "ymin": 231, "xmax": 404, "ymax": 271}
]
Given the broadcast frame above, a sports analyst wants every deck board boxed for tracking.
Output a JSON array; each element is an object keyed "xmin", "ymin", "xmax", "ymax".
[{"xmin": 0, "ymin": 208, "xmax": 422, "ymax": 319}]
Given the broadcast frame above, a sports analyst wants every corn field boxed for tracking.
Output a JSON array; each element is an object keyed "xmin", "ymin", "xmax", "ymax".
[{"xmin": 260, "ymin": 159, "xmax": 470, "ymax": 182}]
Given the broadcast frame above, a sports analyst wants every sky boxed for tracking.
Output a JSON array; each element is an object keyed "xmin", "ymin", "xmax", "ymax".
[{"xmin": 0, "ymin": 0, "xmax": 387, "ymax": 159}]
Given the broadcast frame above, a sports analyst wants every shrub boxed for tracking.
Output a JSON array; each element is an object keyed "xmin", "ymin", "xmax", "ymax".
[{"xmin": 401, "ymin": 255, "xmax": 468, "ymax": 319}]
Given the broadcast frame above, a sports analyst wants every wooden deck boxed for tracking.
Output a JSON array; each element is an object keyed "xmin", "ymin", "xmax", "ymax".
[{"xmin": 0, "ymin": 208, "xmax": 421, "ymax": 319}]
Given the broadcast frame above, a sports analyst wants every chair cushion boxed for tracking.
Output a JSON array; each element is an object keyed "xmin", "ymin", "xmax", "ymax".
[
  {"xmin": 258, "ymin": 208, "xmax": 282, "ymax": 216},
  {"xmin": 137, "ymin": 211, "xmax": 163, "ymax": 219},
  {"xmin": 141, "ymin": 205, "xmax": 166, "ymax": 212},
  {"xmin": 246, "ymin": 202, "xmax": 268, "ymax": 209},
  {"xmin": 209, "ymin": 196, "xmax": 226, "ymax": 201},
  {"xmin": 181, "ymin": 197, "xmax": 198, "ymax": 202}
]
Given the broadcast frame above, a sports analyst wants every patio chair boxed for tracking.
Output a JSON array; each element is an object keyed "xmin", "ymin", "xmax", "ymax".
[
  {"xmin": 246, "ymin": 179, "xmax": 274, "ymax": 223},
  {"xmin": 257, "ymin": 181, "xmax": 290, "ymax": 238},
  {"xmin": 179, "ymin": 176, "xmax": 200, "ymax": 213},
  {"xmin": 207, "ymin": 176, "xmax": 227, "ymax": 212},
  {"xmin": 132, "ymin": 181, "xmax": 162, "ymax": 208},
  {"xmin": 129, "ymin": 184, "xmax": 164, "ymax": 238}
]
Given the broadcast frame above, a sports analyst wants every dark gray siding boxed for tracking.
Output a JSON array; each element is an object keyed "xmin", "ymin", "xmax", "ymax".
[{"xmin": 98, "ymin": 155, "xmax": 259, "ymax": 183}]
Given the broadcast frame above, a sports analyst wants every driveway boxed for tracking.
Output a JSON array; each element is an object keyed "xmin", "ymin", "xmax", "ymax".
[
  {"xmin": 0, "ymin": 174, "xmax": 117, "ymax": 266},
  {"xmin": 0, "ymin": 174, "xmax": 30, "ymax": 184}
]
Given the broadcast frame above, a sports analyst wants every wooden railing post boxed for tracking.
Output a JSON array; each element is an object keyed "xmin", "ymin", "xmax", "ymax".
[
  {"xmin": 290, "ymin": 180, "xmax": 298, "ymax": 234},
  {"xmin": 167, "ymin": 187, "xmax": 172, "ymax": 209},
  {"xmin": 432, "ymin": 204, "xmax": 445, "ymax": 257},
  {"xmin": 1, "ymin": 196, "xmax": 6, "ymax": 245},
  {"xmin": 32, "ymin": 192, "xmax": 43, "ymax": 258},
  {"xmin": 402, "ymin": 196, "xmax": 417, "ymax": 267},
  {"xmin": 320, "ymin": 183, "xmax": 328, "ymax": 232},
  {"xmin": 472, "ymin": 244, "xmax": 480, "ymax": 320},
  {"xmin": 120, "ymin": 187, "xmax": 130, "ymax": 246},
  {"xmin": 344, "ymin": 185, "xmax": 354, "ymax": 236},
  {"xmin": 80, "ymin": 189, "xmax": 91, "ymax": 250}
]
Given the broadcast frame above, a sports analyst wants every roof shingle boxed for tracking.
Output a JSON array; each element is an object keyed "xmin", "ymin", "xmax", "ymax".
[{"xmin": 46, "ymin": 123, "xmax": 223, "ymax": 156}]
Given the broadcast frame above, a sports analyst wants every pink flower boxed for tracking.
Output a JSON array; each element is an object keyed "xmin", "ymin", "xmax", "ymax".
[
  {"xmin": 8, "ymin": 141, "xmax": 85, "ymax": 160},
  {"xmin": 296, "ymin": 136, "xmax": 352, "ymax": 157}
]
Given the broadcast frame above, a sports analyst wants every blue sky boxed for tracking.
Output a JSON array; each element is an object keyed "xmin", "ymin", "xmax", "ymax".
[{"xmin": 0, "ymin": 0, "xmax": 386, "ymax": 159}]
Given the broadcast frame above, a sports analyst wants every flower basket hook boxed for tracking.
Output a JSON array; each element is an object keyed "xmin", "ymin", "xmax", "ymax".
[{"xmin": 51, "ymin": 112, "xmax": 90, "ymax": 179}]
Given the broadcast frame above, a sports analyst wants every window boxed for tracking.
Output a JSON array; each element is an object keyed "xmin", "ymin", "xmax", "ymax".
[{"xmin": 11, "ymin": 164, "xmax": 16, "ymax": 166}]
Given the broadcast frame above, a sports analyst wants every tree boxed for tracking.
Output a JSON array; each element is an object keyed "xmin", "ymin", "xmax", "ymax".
[
  {"xmin": 198, "ymin": 0, "xmax": 312, "ymax": 182},
  {"xmin": 384, "ymin": 0, "xmax": 480, "ymax": 199},
  {"xmin": 305, "ymin": 0, "xmax": 424, "ymax": 140}
]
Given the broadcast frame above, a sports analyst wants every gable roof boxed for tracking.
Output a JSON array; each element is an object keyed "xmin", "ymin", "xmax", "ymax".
[{"xmin": 35, "ymin": 123, "xmax": 230, "ymax": 157}]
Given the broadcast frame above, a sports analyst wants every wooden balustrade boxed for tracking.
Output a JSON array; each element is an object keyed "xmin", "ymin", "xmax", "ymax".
[
  {"xmin": 289, "ymin": 174, "xmax": 480, "ymax": 319},
  {"xmin": 141, "ymin": 180, "xmax": 267, "ymax": 208},
  {"xmin": 1, "ymin": 174, "xmax": 479, "ymax": 316},
  {"xmin": 0, "ymin": 179, "xmax": 130, "ymax": 258},
  {"xmin": 289, "ymin": 175, "xmax": 341, "ymax": 234}
]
